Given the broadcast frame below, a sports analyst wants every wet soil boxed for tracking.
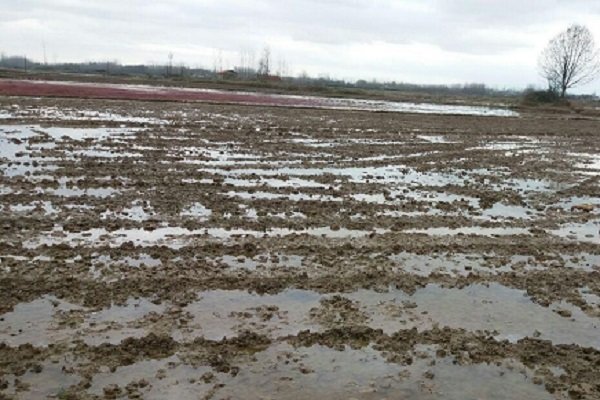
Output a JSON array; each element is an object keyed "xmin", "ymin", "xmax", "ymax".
[
  {"xmin": 0, "ymin": 79, "xmax": 516, "ymax": 116},
  {"xmin": 0, "ymin": 95, "xmax": 599, "ymax": 399}
]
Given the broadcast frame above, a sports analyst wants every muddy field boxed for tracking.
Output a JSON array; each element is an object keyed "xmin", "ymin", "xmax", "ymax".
[
  {"xmin": 0, "ymin": 95, "xmax": 599, "ymax": 399},
  {"xmin": 0, "ymin": 79, "xmax": 517, "ymax": 116}
]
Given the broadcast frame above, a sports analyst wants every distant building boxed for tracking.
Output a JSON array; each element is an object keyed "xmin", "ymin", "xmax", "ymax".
[{"xmin": 217, "ymin": 69, "xmax": 238, "ymax": 80}]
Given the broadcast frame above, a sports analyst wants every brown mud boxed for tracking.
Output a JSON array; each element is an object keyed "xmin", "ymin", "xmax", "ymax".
[{"xmin": 0, "ymin": 95, "xmax": 599, "ymax": 399}]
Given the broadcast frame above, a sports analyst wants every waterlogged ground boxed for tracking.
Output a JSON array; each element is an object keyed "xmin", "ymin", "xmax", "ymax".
[
  {"xmin": 0, "ymin": 97, "xmax": 599, "ymax": 399},
  {"xmin": 0, "ymin": 79, "xmax": 517, "ymax": 117}
]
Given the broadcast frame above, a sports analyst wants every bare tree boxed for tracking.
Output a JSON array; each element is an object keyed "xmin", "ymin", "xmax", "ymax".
[
  {"xmin": 212, "ymin": 49, "xmax": 224, "ymax": 73},
  {"xmin": 539, "ymin": 24, "xmax": 600, "ymax": 97},
  {"xmin": 276, "ymin": 57, "xmax": 288, "ymax": 78},
  {"xmin": 167, "ymin": 52, "xmax": 174, "ymax": 76},
  {"xmin": 257, "ymin": 46, "xmax": 270, "ymax": 77}
]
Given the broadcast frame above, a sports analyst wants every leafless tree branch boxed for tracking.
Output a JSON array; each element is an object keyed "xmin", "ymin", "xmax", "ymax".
[{"xmin": 538, "ymin": 24, "xmax": 600, "ymax": 97}]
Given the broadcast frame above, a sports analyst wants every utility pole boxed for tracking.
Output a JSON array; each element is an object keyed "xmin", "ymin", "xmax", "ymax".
[{"xmin": 23, "ymin": 56, "xmax": 27, "ymax": 73}]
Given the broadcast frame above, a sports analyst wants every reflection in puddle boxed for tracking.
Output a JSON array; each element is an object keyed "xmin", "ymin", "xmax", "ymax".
[
  {"xmin": 554, "ymin": 196, "xmax": 600, "ymax": 212},
  {"xmin": 180, "ymin": 202, "xmax": 212, "ymax": 219},
  {"xmin": 0, "ymin": 106, "xmax": 167, "ymax": 124},
  {"xmin": 88, "ymin": 355, "xmax": 215, "ymax": 399},
  {"xmin": 24, "ymin": 226, "xmax": 388, "ymax": 249},
  {"xmin": 552, "ymin": 221, "xmax": 600, "ymax": 243},
  {"xmin": 9, "ymin": 201, "xmax": 59, "ymax": 215},
  {"xmin": 226, "ymin": 190, "xmax": 342, "ymax": 202},
  {"xmin": 181, "ymin": 289, "xmax": 322, "ymax": 340},
  {"xmin": 479, "ymin": 202, "xmax": 534, "ymax": 220},
  {"xmin": 406, "ymin": 226, "xmax": 531, "ymax": 237},
  {"xmin": 405, "ymin": 284, "xmax": 600, "ymax": 348},
  {"xmin": 1, "ymin": 360, "xmax": 80, "ymax": 399},
  {"xmin": 201, "ymin": 166, "xmax": 466, "ymax": 187},
  {"xmin": 0, "ymin": 296, "xmax": 82, "ymax": 346},
  {"xmin": 93, "ymin": 253, "xmax": 162, "ymax": 268},
  {"xmin": 340, "ymin": 283, "xmax": 600, "ymax": 348},
  {"xmin": 41, "ymin": 178, "xmax": 121, "ymax": 198},
  {"xmin": 41, "ymin": 126, "xmax": 141, "ymax": 141},
  {"xmin": 224, "ymin": 177, "xmax": 328, "ymax": 189},
  {"xmin": 563, "ymin": 253, "xmax": 600, "ymax": 271},
  {"xmin": 217, "ymin": 343, "xmax": 551, "ymax": 400},
  {"xmin": 0, "ymin": 295, "xmax": 166, "ymax": 347},
  {"xmin": 388, "ymin": 252, "xmax": 497, "ymax": 276},
  {"xmin": 417, "ymin": 134, "xmax": 454, "ymax": 143}
]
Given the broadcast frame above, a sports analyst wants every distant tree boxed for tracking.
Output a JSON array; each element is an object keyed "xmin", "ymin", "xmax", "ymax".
[
  {"xmin": 167, "ymin": 52, "xmax": 174, "ymax": 76},
  {"xmin": 257, "ymin": 46, "xmax": 270, "ymax": 77},
  {"xmin": 539, "ymin": 24, "xmax": 600, "ymax": 97},
  {"xmin": 276, "ymin": 57, "xmax": 289, "ymax": 78}
]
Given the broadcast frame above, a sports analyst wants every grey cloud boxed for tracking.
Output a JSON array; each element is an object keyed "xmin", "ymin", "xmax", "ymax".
[{"xmin": 1, "ymin": 1, "xmax": 600, "ymax": 91}]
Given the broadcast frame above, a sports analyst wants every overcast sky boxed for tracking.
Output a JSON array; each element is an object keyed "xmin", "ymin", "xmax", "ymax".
[{"xmin": 3, "ymin": 0, "xmax": 600, "ymax": 93}]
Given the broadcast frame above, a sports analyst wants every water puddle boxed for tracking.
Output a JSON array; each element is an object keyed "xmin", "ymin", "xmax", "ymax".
[
  {"xmin": 407, "ymin": 284, "xmax": 599, "ymax": 347},
  {"xmin": 93, "ymin": 253, "xmax": 162, "ymax": 268},
  {"xmin": 24, "ymin": 226, "xmax": 387, "ymax": 249},
  {"xmin": 216, "ymin": 343, "xmax": 551, "ymax": 400},
  {"xmin": 551, "ymin": 221, "xmax": 600, "ymax": 243},
  {"xmin": 0, "ymin": 106, "xmax": 167, "ymax": 124},
  {"xmin": 290, "ymin": 138, "xmax": 339, "ymax": 148},
  {"xmin": 216, "ymin": 254, "xmax": 304, "ymax": 270},
  {"xmin": 41, "ymin": 126, "xmax": 141, "ymax": 141},
  {"xmin": 554, "ymin": 196, "xmax": 600, "ymax": 213},
  {"xmin": 226, "ymin": 190, "xmax": 342, "ymax": 202},
  {"xmin": 224, "ymin": 177, "xmax": 328, "ymax": 189},
  {"xmin": 579, "ymin": 287, "xmax": 600, "ymax": 309},
  {"xmin": 1, "ymin": 360, "xmax": 80, "ymax": 399},
  {"xmin": 180, "ymin": 202, "xmax": 212, "ymax": 219},
  {"xmin": 563, "ymin": 253, "xmax": 600, "ymax": 271},
  {"xmin": 87, "ymin": 355, "xmax": 215, "ymax": 399},
  {"xmin": 0, "ymin": 296, "xmax": 83, "ymax": 346},
  {"xmin": 47, "ymin": 185, "xmax": 120, "ymax": 198},
  {"xmin": 469, "ymin": 142, "xmax": 536, "ymax": 151},
  {"xmin": 406, "ymin": 226, "xmax": 531, "ymax": 237},
  {"xmin": 0, "ymin": 125, "xmax": 58, "ymax": 176},
  {"xmin": 0, "ymin": 295, "xmax": 166, "ymax": 347},
  {"xmin": 321, "ymin": 97, "xmax": 518, "ymax": 117},
  {"xmin": 77, "ymin": 298, "xmax": 165, "ymax": 345},
  {"xmin": 201, "ymin": 166, "xmax": 465, "ymax": 187},
  {"xmin": 180, "ymin": 289, "xmax": 322, "ymax": 340},
  {"xmin": 417, "ymin": 135, "xmax": 453, "ymax": 144},
  {"xmin": 498, "ymin": 178, "xmax": 558, "ymax": 193},
  {"xmin": 478, "ymin": 203, "xmax": 535, "ymax": 220},
  {"xmin": 101, "ymin": 203, "xmax": 154, "ymax": 221},
  {"xmin": 345, "ymin": 283, "xmax": 599, "ymax": 348},
  {"xmin": 8, "ymin": 201, "xmax": 59, "ymax": 215},
  {"xmin": 387, "ymin": 252, "xmax": 500, "ymax": 276}
]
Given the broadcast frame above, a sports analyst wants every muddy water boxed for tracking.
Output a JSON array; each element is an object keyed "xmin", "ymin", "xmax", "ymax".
[
  {"xmin": 217, "ymin": 344, "xmax": 552, "ymax": 400},
  {"xmin": 0, "ymin": 98, "xmax": 599, "ymax": 399}
]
